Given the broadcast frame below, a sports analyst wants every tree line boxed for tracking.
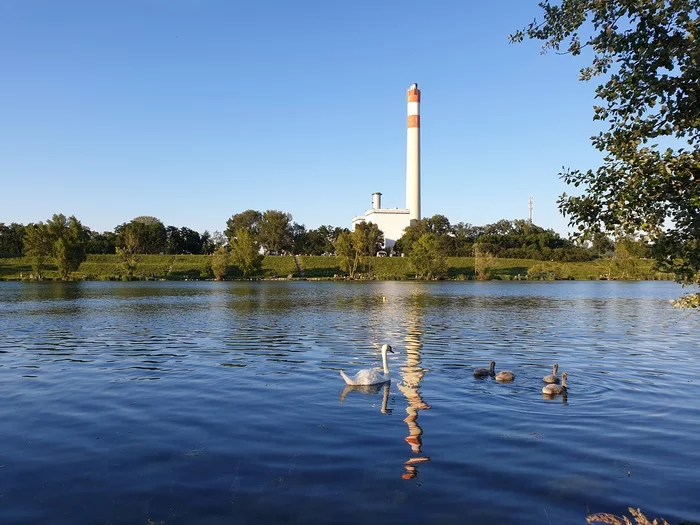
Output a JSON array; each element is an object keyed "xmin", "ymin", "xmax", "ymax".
[{"xmin": 1, "ymin": 209, "xmax": 653, "ymax": 281}]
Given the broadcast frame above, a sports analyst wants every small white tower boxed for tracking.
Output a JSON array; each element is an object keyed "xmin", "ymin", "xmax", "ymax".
[{"xmin": 529, "ymin": 195, "xmax": 534, "ymax": 224}]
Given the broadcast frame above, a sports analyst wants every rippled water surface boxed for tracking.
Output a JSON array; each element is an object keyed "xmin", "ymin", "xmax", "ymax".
[{"xmin": 1, "ymin": 281, "xmax": 699, "ymax": 524}]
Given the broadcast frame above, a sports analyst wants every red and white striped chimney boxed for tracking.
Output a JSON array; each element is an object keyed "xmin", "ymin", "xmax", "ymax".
[{"xmin": 406, "ymin": 83, "xmax": 421, "ymax": 222}]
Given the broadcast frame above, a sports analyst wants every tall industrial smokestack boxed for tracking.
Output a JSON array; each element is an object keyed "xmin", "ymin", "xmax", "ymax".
[{"xmin": 406, "ymin": 83, "xmax": 421, "ymax": 222}]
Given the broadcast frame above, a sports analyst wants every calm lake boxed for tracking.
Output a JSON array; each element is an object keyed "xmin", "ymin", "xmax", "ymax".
[{"xmin": 1, "ymin": 280, "xmax": 699, "ymax": 525}]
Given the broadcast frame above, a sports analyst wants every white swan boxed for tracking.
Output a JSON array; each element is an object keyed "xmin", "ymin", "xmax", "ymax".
[
  {"xmin": 542, "ymin": 372, "xmax": 568, "ymax": 395},
  {"xmin": 340, "ymin": 344, "xmax": 394, "ymax": 386},
  {"xmin": 543, "ymin": 363, "xmax": 559, "ymax": 384}
]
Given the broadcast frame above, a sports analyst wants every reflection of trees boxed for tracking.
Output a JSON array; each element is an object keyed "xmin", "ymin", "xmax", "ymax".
[{"xmin": 398, "ymin": 295, "xmax": 431, "ymax": 480}]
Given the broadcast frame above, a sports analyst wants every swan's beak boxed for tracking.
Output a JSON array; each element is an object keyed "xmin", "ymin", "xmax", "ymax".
[{"xmin": 388, "ymin": 346, "xmax": 394, "ymax": 353}]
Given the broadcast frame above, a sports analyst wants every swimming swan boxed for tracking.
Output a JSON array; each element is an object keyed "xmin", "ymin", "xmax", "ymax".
[
  {"xmin": 542, "ymin": 372, "xmax": 567, "ymax": 395},
  {"xmin": 543, "ymin": 363, "xmax": 559, "ymax": 384},
  {"xmin": 340, "ymin": 344, "xmax": 394, "ymax": 386},
  {"xmin": 495, "ymin": 368, "xmax": 515, "ymax": 382},
  {"xmin": 474, "ymin": 361, "xmax": 496, "ymax": 378}
]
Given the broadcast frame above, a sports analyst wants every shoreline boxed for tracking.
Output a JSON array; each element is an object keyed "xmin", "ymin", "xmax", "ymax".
[{"xmin": 0, "ymin": 254, "xmax": 674, "ymax": 283}]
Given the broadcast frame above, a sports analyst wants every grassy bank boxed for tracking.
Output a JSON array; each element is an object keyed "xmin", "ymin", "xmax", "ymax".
[{"xmin": 0, "ymin": 254, "xmax": 674, "ymax": 282}]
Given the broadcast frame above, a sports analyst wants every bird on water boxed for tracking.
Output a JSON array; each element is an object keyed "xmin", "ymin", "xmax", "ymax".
[
  {"xmin": 495, "ymin": 368, "xmax": 515, "ymax": 382},
  {"xmin": 340, "ymin": 344, "xmax": 394, "ymax": 386},
  {"xmin": 474, "ymin": 361, "xmax": 496, "ymax": 378},
  {"xmin": 543, "ymin": 363, "xmax": 560, "ymax": 384},
  {"xmin": 542, "ymin": 372, "xmax": 568, "ymax": 395}
]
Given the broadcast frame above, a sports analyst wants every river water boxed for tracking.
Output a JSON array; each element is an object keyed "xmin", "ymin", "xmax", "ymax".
[{"xmin": 0, "ymin": 280, "xmax": 698, "ymax": 525}]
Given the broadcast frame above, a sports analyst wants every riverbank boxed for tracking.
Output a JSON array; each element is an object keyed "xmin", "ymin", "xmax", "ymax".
[{"xmin": 0, "ymin": 254, "xmax": 674, "ymax": 281}]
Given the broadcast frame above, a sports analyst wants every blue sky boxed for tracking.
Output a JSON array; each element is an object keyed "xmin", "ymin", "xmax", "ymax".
[{"xmin": 1, "ymin": 0, "xmax": 605, "ymax": 236}]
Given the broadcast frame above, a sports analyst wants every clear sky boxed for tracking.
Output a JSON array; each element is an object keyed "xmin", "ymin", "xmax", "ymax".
[{"xmin": 1, "ymin": 0, "xmax": 605, "ymax": 236}]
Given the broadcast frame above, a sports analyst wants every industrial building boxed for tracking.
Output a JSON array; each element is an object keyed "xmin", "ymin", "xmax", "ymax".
[{"xmin": 352, "ymin": 83, "xmax": 422, "ymax": 251}]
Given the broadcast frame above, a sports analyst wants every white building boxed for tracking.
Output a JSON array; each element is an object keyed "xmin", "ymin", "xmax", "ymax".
[
  {"xmin": 351, "ymin": 83, "xmax": 422, "ymax": 252},
  {"xmin": 351, "ymin": 193, "xmax": 411, "ymax": 251}
]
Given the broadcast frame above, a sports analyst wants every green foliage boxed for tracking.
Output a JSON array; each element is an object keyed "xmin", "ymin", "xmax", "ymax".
[
  {"xmin": 0, "ymin": 253, "xmax": 673, "ymax": 282},
  {"xmin": 46, "ymin": 214, "xmax": 89, "ymax": 280},
  {"xmin": 527, "ymin": 262, "xmax": 570, "ymax": 280},
  {"xmin": 409, "ymin": 233, "xmax": 447, "ymax": 279},
  {"xmin": 200, "ymin": 230, "xmax": 215, "ymax": 255},
  {"xmin": 225, "ymin": 209, "xmax": 262, "ymax": 243},
  {"xmin": 166, "ymin": 226, "xmax": 202, "ymax": 255},
  {"xmin": 351, "ymin": 221, "xmax": 384, "ymax": 275},
  {"xmin": 229, "ymin": 228, "xmax": 263, "ymax": 277},
  {"xmin": 115, "ymin": 226, "xmax": 140, "ymax": 278},
  {"xmin": 395, "ymin": 218, "xmax": 591, "ymax": 261},
  {"xmin": 260, "ymin": 254, "xmax": 298, "ymax": 277},
  {"xmin": 513, "ymin": 0, "xmax": 700, "ymax": 288},
  {"xmin": 474, "ymin": 243, "xmax": 496, "ymax": 280},
  {"xmin": 115, "ymin": 218, "xmax": 167, "ymax": 255},
  {"xmin": 394, "ymin": 214, "xmax": 453, "ymax": 255},
  {"xmin": 23, "ymin": 222, "xmax": 51, "ymax": 279},
  {"xmin": 588, "ymin": 230, "xmax": 615, "ymax": 257},
  {"xmin": 258, "ymin": 210, "xmax": 293, "ymax": 254},
  {"xmin": 334, "ymin": 231, "xmax": 357, "ymax": 278},
  {"xmin": 211, "ymin": 246, "xmax": 229, "ymax": 280},
  {"xmin": 0, "ymin": 222, "xmax": 26, "ymax": 256},
  {"xmin": 85, "ymin": 229, "xmax": 116, "ymax": 254},
  {"xmin": 116, "ymin": 247, "xmax": 139, "ymax": 279},
  {"xmin": 200, "ymin": 259, "xmax": 213, "ymax": 279}
]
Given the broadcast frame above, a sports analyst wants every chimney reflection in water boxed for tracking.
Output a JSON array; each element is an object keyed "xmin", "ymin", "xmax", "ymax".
[{"xmin": 398, "ymin": 299, "xmax": 431, "ymax": 480}]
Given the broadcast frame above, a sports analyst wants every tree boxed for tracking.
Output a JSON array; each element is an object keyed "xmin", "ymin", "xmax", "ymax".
[
  {"xmin": 334, "ymin": 231, "xmax": 357, "ymax": 278},
  {"xmin": 132, "ymin": 216, "xmax": 161, "ymax": 225},
  {"xmin": 351, "ymin": 221, "xmax": 384, "ymax": 276},
  {"xmin": 179, "ymin": 227, "xmax": 202, "ymax": 255},
  {"xmin": 211, "ymin": 246, "xmax": 229, "ymax": 280},
  {"xmin": 85, "ymin": 229, "xmax": 116, "ymax": 254},
  {"xmin": 229, "ymin": 228, "xmax": 263, "ymax": 277},
  {"xmin": 513, "ymin": 1, "xmax": 700, "ymax": 304},
  {"xmin": 410, "ymin": 233, "xmax": 447, "ymax": 279},
  {"xmin": 45, "ymin": 214, "xmax": 89, "ymax": 280},
  {"xmin": 425, "ymin": 214, "xmax": 452, "ymax": 236},
  {"xmin": 589, "ymin": 231, "xmax": 615, "ymax": 257},
  {"xmin": 116, "ymin": 227, "xmax": 140, "ymax": 279},
  {"xmin": 317, "ymin": 225, "xmax": 347, "ymax": 254},
  {"xmin": 200, "ymin": 230, "xmax": 214, "ymax": 255},
  {"xmin": 394, "ymin": 214, "xmax": 454, "ymax": 255},
  {"xmin": 291, "ymin": 222, "xmax": 308, "ymax": 254},
  {"xmin": 0, "ymin": 223, "xmax": 25, "ymax": 256},
  {"xmin": 225, "ymin": 210, "xmax": 262, "ymax": 243},
  {"xmin": 609, "ymin": 235, "xmax": 651, "ymax": 279},
  {"xmin": 23, "ymin": 222, "xmax": 51, "ymax": 279},
  {"xmin": 211, "ymin": 230, "xmax": 227, "ymax": 249},
  {"xmin": 165, "ymin": 226, "xmax": 184, "ymax": 254},
  {"xmin": 258, "ymin": 210, "xmax": 293, "ymax": 254},
  {"xmin": 115, "ymin": 218, "xmax": 167, "ymax": 254},
  {"xmin": 474, "ymin": 243, "xmax": 496, "ymax": 280}
]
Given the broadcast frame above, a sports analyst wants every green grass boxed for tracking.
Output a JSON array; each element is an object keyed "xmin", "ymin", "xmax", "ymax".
[
  {"xmin": 260, "ymin": 256, "xmax": 299, "ymax": 278},
  {"xmin": 0, "ymin": 254, "xmax": 675, "ymax": 282}
]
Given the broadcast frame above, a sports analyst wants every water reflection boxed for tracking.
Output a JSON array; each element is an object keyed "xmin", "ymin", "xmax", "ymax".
[
  {"xmin": 397, "ymin": 293, "xmax": 431, "ymax": 480},
  {"xmin": 543, "ymin": 392, "xmax": 569, "ymax": 404},
  {"xmin": 339, "ymin": 382, "xmax": 392, "ymax": 414}
]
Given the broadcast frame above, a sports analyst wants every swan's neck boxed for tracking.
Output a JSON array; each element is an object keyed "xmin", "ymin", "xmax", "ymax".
[
  {"xmin": 561, "ymin": 377, "xmax": 567, "ymax": 389},
  {"xmin": 381, "ymin": 350, "xmax": 390, "ymax": 375}
]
